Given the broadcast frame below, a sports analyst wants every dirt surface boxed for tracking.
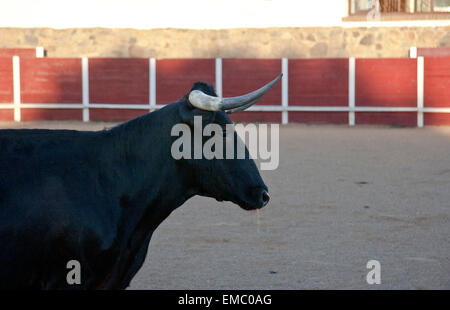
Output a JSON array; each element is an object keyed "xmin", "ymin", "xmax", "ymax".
[{"xmin": 1, "ymin": 121, "xmax": 449, "ymax": 289}]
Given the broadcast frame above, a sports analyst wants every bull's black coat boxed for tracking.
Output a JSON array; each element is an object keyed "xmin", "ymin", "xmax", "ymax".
[{"xmin": 0, "ymin": 83, "xmax": 268, "ymax": 289}]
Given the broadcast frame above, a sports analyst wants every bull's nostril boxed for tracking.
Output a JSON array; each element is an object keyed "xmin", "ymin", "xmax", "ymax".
[{"xmin": 261, "ymin": 190, "xmax": 270, "ymax": 206}]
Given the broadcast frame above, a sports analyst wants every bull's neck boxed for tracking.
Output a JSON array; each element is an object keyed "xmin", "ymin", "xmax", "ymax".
[
  {"xmin": 99, "ymin": 105, "xmax": 197, "ymax": 289},
  {"xmin": 106, "ymin": 105, "xmax": 195, "ymax": 229}
]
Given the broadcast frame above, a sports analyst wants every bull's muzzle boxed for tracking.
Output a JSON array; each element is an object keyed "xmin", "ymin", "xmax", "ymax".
[{"xmin": 261, "ymin": 190, "xmax": 270, "ymax": 207}]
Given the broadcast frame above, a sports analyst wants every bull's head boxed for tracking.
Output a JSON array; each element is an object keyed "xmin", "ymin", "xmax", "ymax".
[{"xmin": 174, "ymin": 74, "xmax": 282, "ymax": 210}]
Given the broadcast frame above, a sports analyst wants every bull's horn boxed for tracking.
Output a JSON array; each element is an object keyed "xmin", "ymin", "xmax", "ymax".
[
  {"xmin": 188, "ymin": 74, "xmax": 282, "ymax": 112},
  {"xmin": 188, "ymin": 90, "xmax": 222, "ymax": 112},
  {"xmin": 225, "ymin": 96, "xmax": 261, "ymax": 114},
  {"xmin": 219, "ymin": 74, "xmax": 282, "ymax": 111}
]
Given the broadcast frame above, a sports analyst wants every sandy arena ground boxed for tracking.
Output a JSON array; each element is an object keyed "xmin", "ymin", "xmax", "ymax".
[{"xmin": 1, "ymin": 121, "xmax": 449, "ymax": 289}]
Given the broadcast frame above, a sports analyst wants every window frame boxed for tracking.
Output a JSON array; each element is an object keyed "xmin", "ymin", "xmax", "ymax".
[{"xmin": 347, "ymin": 0, "xmax": 450, "ymax": 16}]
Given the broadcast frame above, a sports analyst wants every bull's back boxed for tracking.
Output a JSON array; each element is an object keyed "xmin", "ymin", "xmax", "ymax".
[{"xmin": 0, "ymin": 129, "xmax": 100, "ymax": 212}]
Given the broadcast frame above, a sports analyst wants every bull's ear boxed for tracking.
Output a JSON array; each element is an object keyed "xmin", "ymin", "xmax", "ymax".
[{"xmin": 179, "ymin": 101, "xmax": 216, "ymax": 127}]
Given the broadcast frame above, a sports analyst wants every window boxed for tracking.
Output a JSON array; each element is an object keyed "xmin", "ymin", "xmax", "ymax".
[
  {"xmin": 349, "ymin": 0, "xmax": 450, "ymax": 14},
  {"xmin": 435, "ymin": 0, "xmax": 450, "ymax": 11}
]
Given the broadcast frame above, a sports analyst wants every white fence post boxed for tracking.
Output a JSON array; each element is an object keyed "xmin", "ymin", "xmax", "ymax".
[
  {"xmin": 81, "ymin": 57, "xmax": 89, "ymax": 122},
  {"xmin": 12, "ymin": 56, "xmax": 21, "ymax": 122},
  {"xmin": 417, "ymin": 56, "xmax": 424, "ymax": 128},
  {"xmin": 215, "ymin": 58, "xmax": 222, "ymax": 98},
  {"xmin": 348, "ymin": 57, "xmax": 356, "ymax": 126},
  {"xmin": 282, "ymin": 58, "xmax": 289, "ymax": 125},
  {"xmin": 150, "ymin": 58, "xmax": 156, "ymax": 111},
  {"xmin": 35, "ymin": 47, "xmax": 45, "ymax": 58},
  {"xmin": 409, "ymin": 46, "xmax": 418, "ymax": 58}
]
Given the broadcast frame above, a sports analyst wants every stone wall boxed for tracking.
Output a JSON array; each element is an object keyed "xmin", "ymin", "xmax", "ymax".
[{"xmin": 1, "ymin": 26, "xmax": 450, "ymax": 58}]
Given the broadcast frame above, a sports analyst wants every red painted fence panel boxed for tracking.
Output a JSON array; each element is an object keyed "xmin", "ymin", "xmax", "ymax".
[
  {"xmin": 424, "ymin": 57, "xmax": 450, "ymax": 126},
  {"xmin": 356, "ymin": 59, "xmax": 417, "ymax": 107},
  {"xmin": 0, "ymin": 57, "xmax": 13, "ymax": 120},
  {"xmin": 0, "ymin": 56, "xmax": 450, "ymax": 125},
  {"xmin": 21, "ymin": 58, "xmax": 82, "ymax": 103},
  {"xmin": 290, "ymin": 112, "xmax": 348, "ymax": 125},
  {"xmin": 418, "ymin": 47, "xmax": 450, "ymax": 57},
  {"xmin": 0, "ymin": 48, "xmax": 37, "ymax": 58},
  {"xmin": 21, "ymin": 109, "xmax": 82, "ymax": 122},
  {"xmin": 0, "ymin": 110, "xmax": 13, "ymax": 121},
  {"xmin": 20, "ymin": 58, "xmax": 82, "ymax": 121},
  {"xmin": 156, "ymin": 59, "xmax": 215, "ymax": 107},
  {"xmin": 424, "ymin": 113, "xmax": 450, "ymax": 126},
  {"xmin": 288, "ymin": 58, "xmax": 348, "ymax": 125},
  {"xmin": 289, "ymin": 59, "xmax": 348, "ymax": 107},
  {"xmin": 0, "ymin": 58, "xmax": 13, "ymax": 103},
  {"xmin": 355, "ymin": 58, "xmax": 417, "ymax": 126},
  {"xmin": 223, "ymin": 59, "xmax": 281, "ymax": 123},
  {"xmin": 231, "ymin": 111, "xmax": 282, "ymax": 123},
  {"xmin": 89, "ymin": 109, "xmax": 146, "ymax": 122},
  {"xmin": 356, "ymin": 112, "xmax": 417, "ymax": 127},
  {"xmin": 89, "ymin": 58, "xmax": 149, "ymax": 121}
]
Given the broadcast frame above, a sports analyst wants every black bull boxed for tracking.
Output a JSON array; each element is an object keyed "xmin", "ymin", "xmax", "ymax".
[{"xmin": 0, "ymin": 77, "xmax": 280, "ymax": 289}]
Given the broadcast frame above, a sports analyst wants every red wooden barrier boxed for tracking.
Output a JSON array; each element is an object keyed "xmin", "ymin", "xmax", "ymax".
[
  {"xmin": 20, "ymin": 58, "xmax": 82, "ymax": 121},
  {"xmin": 0, "ymin": 56, "xmax": 449, "ymax": 126},
  {"xmin": 157, "ymin": 59, "xmax": 215, "ymax": 106},
  {"xmin": 424, "ymin": 113, "xmax": 450, "ymax": 126},
  {"xmin": 0, "ymin": 110, "xmax": 13, "ymax": 122},
  {"xmin": 424, "ymin": 57, "xmax": 450, "ymax": 126},
  {"xmin": 289, "ymin": 58, "xmax": 348, "ymax": 124},
  {"xmin": 0, "ymin": 58, "xmax": 13, "ymax": 103},
  {"xmin": 0, "ymin": 48, "xmax": 37, "ymax": 58},
  {"xmin": 229, "ymin": 111, "xmax": 281, "ymax": 123},
  {"xmin": 355, "ymin": 58, "xmax": 417, "ymax": 126},
  {"xmin": 289, "ymin": 59, "xmax": 348, "ymax": 107},
  {"xmin": 21, "ymin": 58, "xmax": 82, "ymax": 103},
  {"xmin": 90, "ymin": 109, "xmax": 146, "ymax": 122},
  {"xmin": 0, "ymin": 58, "xmax": 13, "ymax": 121},
  {"xmin": 89, "ymin": 58, "xmax": 149, "ymax": 121},
  {"xmin": 356, "ymin": 59, "xmax": 417, "ymax": 108},
  {"xmin": 289, "ymin": 112, "xmax": 348, "ymax": 125},
  {"xmin": 356, "ymin": 112, "xmax": 417, "ymax": 127},
  {"xmin": 21, "ymin": 109, "xmax": 81, "ymax": 122},
  {"xmin": 418, "ymin": 47, "xmax": 450, "ymax": 57},
  {"xmin": 223, "ymin": 59, "xmax": 281, "ymax": 123}
]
